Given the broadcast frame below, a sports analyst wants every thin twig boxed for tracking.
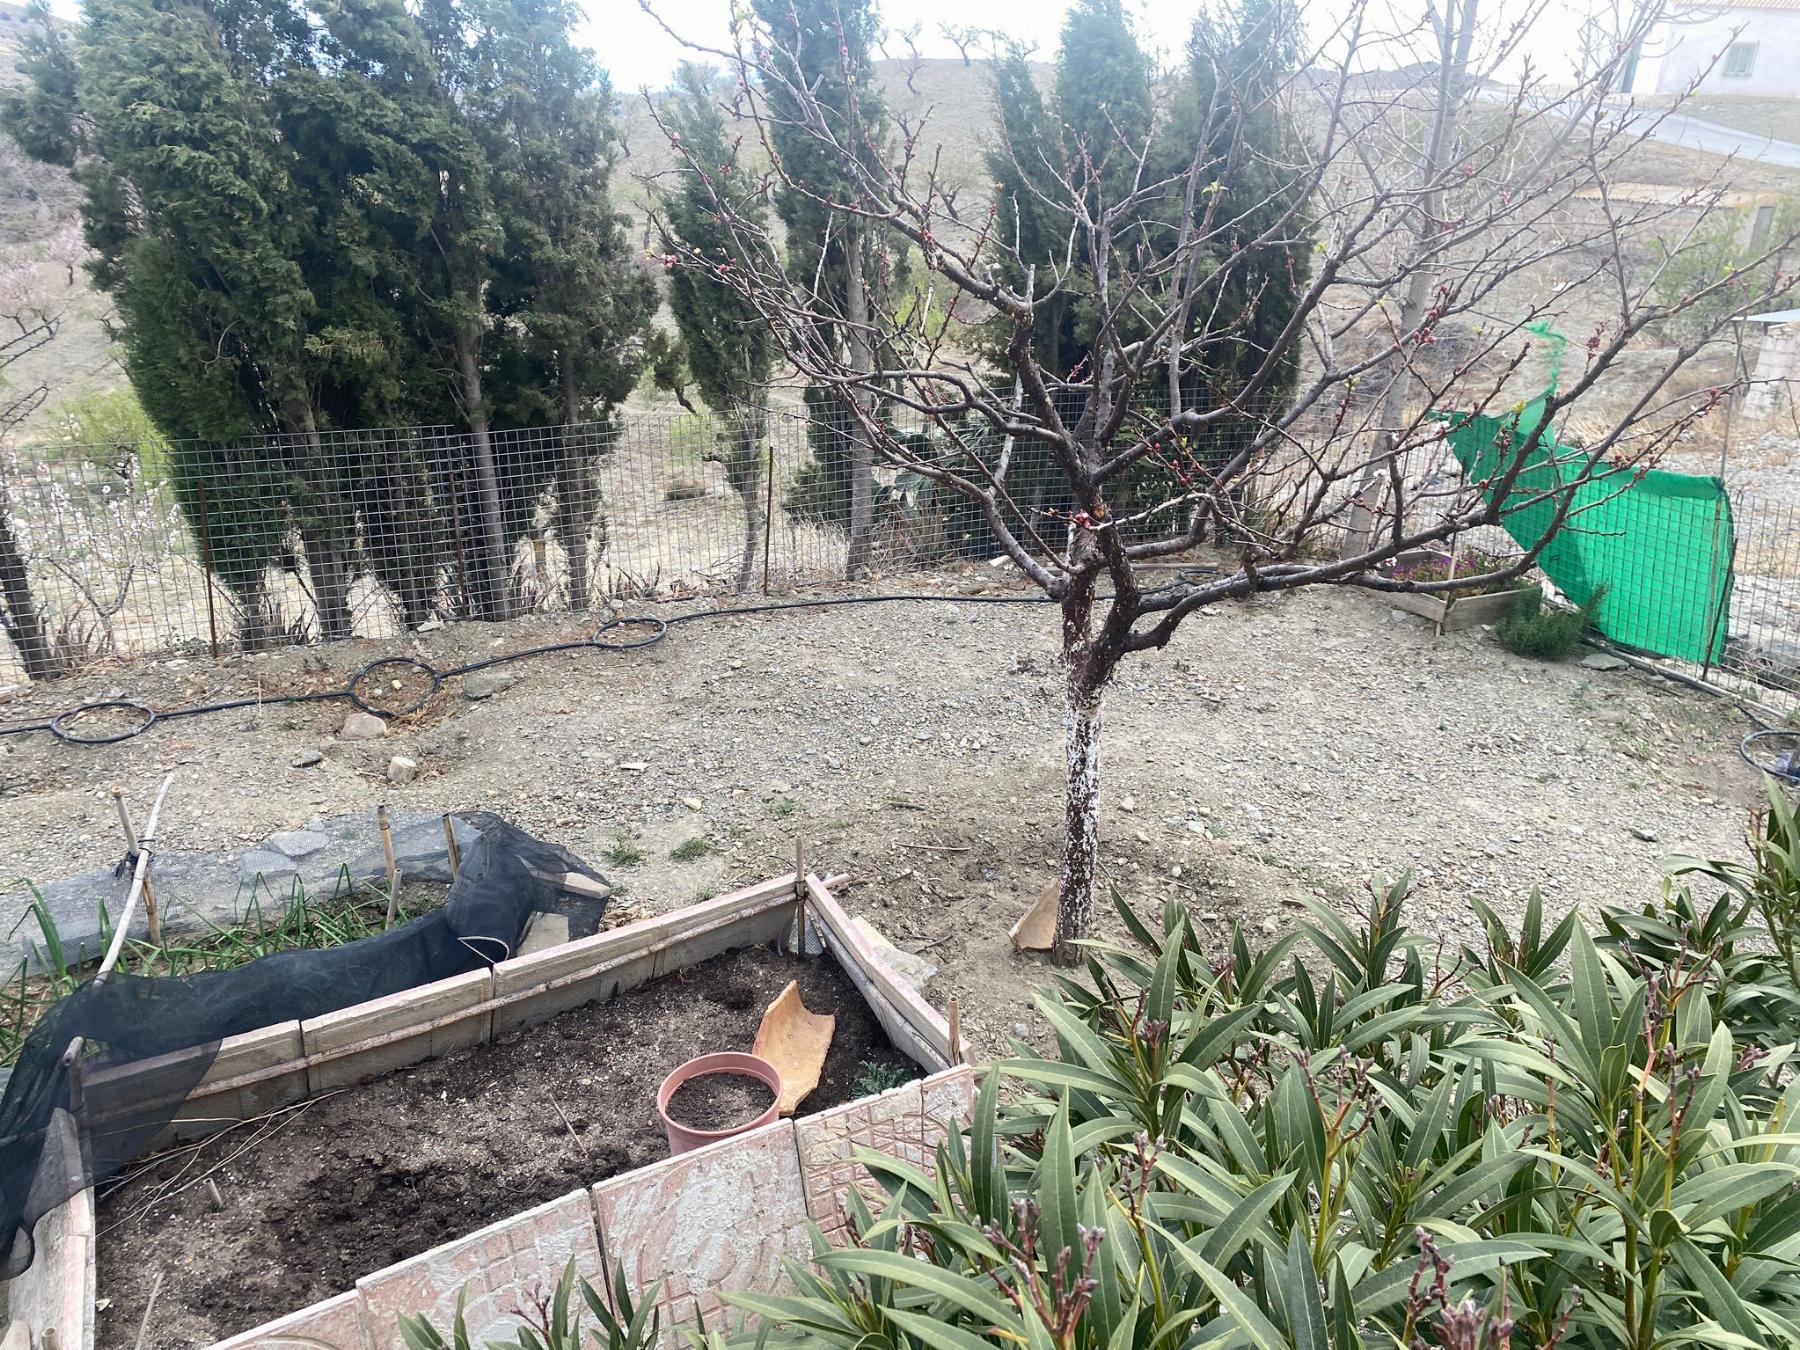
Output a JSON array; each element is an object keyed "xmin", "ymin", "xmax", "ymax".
[
  {"xmin": 550, "ymin": 1095, "xmax": 589, "ymax": 1159},
  {"xmin": 133, "ymin": 1270, "xmax": 166, "ymax": 1350}
]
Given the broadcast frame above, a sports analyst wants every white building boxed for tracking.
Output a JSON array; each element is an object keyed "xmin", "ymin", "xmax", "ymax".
[{"xmin": 1626, "ymin": 0, "xmax": 1800, "ymax": 98}]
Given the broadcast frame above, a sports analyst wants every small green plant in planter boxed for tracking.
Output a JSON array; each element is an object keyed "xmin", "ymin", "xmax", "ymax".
[
  {"xmin": 1493, "ymin": 582, "xmax": 1605, "ymax": 660},
  {"xmin": 849, "ymin": 1058, "xmax": 911, "ymax": 1097}
]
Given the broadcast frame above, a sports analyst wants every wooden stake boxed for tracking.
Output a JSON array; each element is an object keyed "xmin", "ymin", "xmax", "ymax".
[
  {"xmin": 441, "ymin": 813, "xmax": 462, "ymax": 877},
  {"xmin": 378, "ymin": 806, "xmax": 400, "ymax": 927},
  {"xmin": 205, "ymin": 1179, "xmax": 225, "ymax": 1211},
  {"xmin": 947, "ymin": 996, "xmax": 963, "ymax": 1065},
  {"xmin": 112, "ymin": 787, "xmax": 161, "ymax": 945}
]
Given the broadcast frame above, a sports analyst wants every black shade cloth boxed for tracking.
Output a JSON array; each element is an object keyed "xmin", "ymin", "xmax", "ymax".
[{"xmin": 0, "ymin": 812, "xmax": 606, "ymax": 1277}]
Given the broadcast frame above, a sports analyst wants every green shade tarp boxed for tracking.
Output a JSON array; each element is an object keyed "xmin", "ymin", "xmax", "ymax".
[{"xmin": 1444, "ymin": 402, "xmax": 1734, "ymax": 664}]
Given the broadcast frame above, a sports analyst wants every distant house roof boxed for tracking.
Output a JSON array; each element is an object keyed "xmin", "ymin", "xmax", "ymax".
[{"xmin": 1743, "ymin": 309, "xmax": 1800, "ymax": 324}]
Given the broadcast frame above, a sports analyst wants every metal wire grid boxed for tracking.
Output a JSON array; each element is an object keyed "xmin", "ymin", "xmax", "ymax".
[{"xmin": 2, "ymin": 407, "xmax": 1798, "ymax": 716}]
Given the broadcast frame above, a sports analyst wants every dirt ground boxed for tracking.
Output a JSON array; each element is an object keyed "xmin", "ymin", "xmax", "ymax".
[
  {"xmin": 94, "ymin": 945, "xmax": 910, "ymax": 1350},
  {"xmin": 0, "ymin": 570, "xmax": 1768, "ymax": 1062}
]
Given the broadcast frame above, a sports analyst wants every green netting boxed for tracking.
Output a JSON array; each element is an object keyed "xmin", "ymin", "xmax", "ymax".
[{"xmin": 1442, "ymin": 398, "xmax": 1734, "ymax": 665}]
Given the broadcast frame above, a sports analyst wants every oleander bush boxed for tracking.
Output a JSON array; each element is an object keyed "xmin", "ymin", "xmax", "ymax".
[{"xmin": 413, "ymin": 783, "xmax": 1800, "ymax": 1348}]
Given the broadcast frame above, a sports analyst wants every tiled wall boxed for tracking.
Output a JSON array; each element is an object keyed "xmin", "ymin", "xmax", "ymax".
[{"xmin": 207, "ymin": 1066, "xmax": 976, "ymax": 1350}]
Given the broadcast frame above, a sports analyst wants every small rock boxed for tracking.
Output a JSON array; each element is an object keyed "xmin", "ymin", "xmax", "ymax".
[
  {"xmin": 1630, "ymin": 825, "xmax": 1658, "ymax": 843},
  {"xmin": 239, "ymin": 849, "xmax": 298, "ymax": 883},
  {"xmin": 1011, "ymin": 1023, "xmax": 1030, "ymax": 1040},
  {"xmin": 619, "ymin": 761, "xmax": 649, "ymax": 773},
  {"xmin": 462, "ymin": 669, "xmax": 520, "ymax": 700},
  {"xmin": 268, "ymin": 829, "xmax": 328, "ymax": 860},
  {"xmin": 1260, "ymin": 917, "xmax": 1280, "ymax": 936},
  {"xmin": 768, "ymin": 780, "xmax": 792, "ymax": 794},
  {"xmin": 388, "ymin": 755, "xmax": 420, "ymax": 785},
  {"xmin": 290, "ymin": 750, "xmax": 324, "ymax": 769},
  {"xmin": 681, "ymin": 796, "xmax": 703, "ymax": 811},
  {"xmin": 914, "ymin": 729, "xmax": 932, "ymax": 743},
  {"xmin": 339, "ymin": 711, "xmax": 386, "ymax": 741},
  {"xmin": 417, "ymin": 618, "xmax": 445, "ymax": 633},
  {"xmin": 1580, "ymin": 653, "xmax": 1628, "ymax": 672},
  {"xmin": 1119, "ymin": 795, "xmax": 1136, "ymax": 812}
]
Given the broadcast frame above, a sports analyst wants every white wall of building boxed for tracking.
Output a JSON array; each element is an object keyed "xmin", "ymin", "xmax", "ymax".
[{"xmin": 1631, "ymin": 8, "xmax": 1800, "ymax": 96}]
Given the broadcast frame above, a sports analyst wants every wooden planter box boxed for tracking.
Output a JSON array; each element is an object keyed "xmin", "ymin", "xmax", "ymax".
[
  {"xmin": 1382, "ymin": 585, "xmax": 1530, "ymax": 633},
  {"xmin": 1378, "ymin": 550, "xmax": 1531, "ymax": 634},
  {"xmin": 5, "ymin": 873, "xmax": 971, "ymax": 1350}
]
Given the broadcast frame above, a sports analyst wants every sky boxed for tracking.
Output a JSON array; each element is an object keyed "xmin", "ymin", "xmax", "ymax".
[{"xmin": 586, "ymin": 0, "xmax": 1607, "ymax": 95}]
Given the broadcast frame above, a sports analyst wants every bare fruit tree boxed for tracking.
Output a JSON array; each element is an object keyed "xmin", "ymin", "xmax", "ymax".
[
  {"xmin": 651, "ymin": 0, "xmax": 1797, "ymax": 961},
  {"xmin": 0, "ymin": 224, "xmax": 85, "ymax": 681}
]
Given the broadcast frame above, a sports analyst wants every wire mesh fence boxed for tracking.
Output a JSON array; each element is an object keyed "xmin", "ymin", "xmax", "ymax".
[
  {"xmin": 2, "ymin": 401, "xmax": 1799, "ymax": 717},
  {"xmin": 0, "ymin": 403, "xmax": 1081, "ymax": 683}
]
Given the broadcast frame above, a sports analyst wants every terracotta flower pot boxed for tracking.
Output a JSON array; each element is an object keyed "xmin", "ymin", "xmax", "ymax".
[{"xmin": 656, "ymin": 1051, "xmax": 783, "ymax": 1155}]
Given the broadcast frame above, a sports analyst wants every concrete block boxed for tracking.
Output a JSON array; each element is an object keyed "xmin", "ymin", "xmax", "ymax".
[
  {"xmin": 302, "ymin": 968, "xmax": 492, "ymax": 1092},
  {"xmin": 208, "ymin": 1292, "xmax": 371, "ymax": 1350},
  {"xmin": 355, "ymin": 1190, "xmax": 601, "ymax": 1350},
  {"xmin": 591, "ymin": 1119, "xmax": 811, "ymax": 1334}
]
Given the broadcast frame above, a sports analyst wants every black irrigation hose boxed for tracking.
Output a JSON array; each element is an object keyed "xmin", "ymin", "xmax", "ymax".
[
  {"xmin": 0, "ymin": 583, "xmax": 1166, "ymax": 748},
  {"xmin": 1740, "ymin": 728, "xmax": 1800, "ymax": 784}
]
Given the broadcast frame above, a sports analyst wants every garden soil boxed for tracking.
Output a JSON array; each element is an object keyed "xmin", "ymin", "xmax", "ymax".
[
  {"xmin": 93, "ymin": 945, "xmax": 912, "ymax": 1350},
  {"xmin": 0, "ymin": 573, "xmax": 1768, "ymax": 1078}
]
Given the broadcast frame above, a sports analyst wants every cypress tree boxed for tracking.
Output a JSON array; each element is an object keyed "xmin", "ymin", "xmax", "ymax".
[
  {"xmin": 659, "ymin": 62, "xmax": 778, "ymax": 594},
  {"xmin": 472, "ymin": 0, "xmax": 658, "ymax": 612},
  {"xmin": 752, "ymin": 0, "xmax": 892, "ymax": 572}
]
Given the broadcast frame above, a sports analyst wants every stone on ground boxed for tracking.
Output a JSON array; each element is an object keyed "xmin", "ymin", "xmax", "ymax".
[{"xmin": 339, "ymin": 711, "xmax": 387, "ymax": 740}]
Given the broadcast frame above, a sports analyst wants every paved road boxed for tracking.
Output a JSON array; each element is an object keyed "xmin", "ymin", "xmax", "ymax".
[{"xmin": 1631, "ymin": 108, "xmax": 1800, "ymax": 171}]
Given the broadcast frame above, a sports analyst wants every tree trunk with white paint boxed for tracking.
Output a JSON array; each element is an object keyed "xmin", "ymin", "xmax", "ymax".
[{"xmin": 1055, "ymin": 676, "xmax": 1104, "ymax": 964}]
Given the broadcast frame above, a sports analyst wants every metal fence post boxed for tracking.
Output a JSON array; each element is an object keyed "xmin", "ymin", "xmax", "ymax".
[
  {"xmin": 762, "ymin": 419, "xmax": 775, "ymax": 596},
  {"xmin": 195, "ymin": 482, "xmax": 219, "ymax": 658}
]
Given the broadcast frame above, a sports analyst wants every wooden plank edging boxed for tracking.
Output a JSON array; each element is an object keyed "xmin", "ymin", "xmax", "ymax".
[{"xmin": 804, "ymin": 876, "xmax": 955, "ymax": 1065}]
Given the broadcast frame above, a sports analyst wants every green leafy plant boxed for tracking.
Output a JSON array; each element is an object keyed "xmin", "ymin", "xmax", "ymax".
[
  {"xmin": 1, "ymin": 872, "xmax": 431, "ymax": 1065},
  {"xmin": 726, "ymin": 882, "xmax": 1800, "ymax": 1348},
  {"xmin": 849, "ymin": 1059, "xmax": 912, "ymax": 1097},
  {"xmin": 606, "ymin": 841, "xmax": 647, "ymax": 869},
  {"xmin": 398, "ymin": 1256, "xmax": 663, "ymax": 1350},
  {"xmin": 1494, "ymin": 583, "xmax": 1605, "ymax": 660},
  {"xmin": 670, "ymin": 837, "xmax": 712, "ymax": 863}
]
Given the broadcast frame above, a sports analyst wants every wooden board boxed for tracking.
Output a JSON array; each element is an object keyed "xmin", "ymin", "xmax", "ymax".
[{"xmin": 805, "ymin": 876, "xmax": 954, "ymax": 1064}]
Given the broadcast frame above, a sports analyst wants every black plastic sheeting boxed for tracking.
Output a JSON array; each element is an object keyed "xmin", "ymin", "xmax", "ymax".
[{"xmin": 0, "ymin": 812, "xmax": 607, "ymax": 1277}]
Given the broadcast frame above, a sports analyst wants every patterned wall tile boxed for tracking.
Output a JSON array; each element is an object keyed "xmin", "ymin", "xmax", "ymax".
[
  {"xmin": 355, "ymin": 1190, "xmax": 601, "ymax": 1350},
  {"xmin": 794, "ymin": 1066, "xmax": 975, "ymax": 1244},
  {"xmin": 591, "ymin": 1119, "xmax": 812, "ymax": 1336}
]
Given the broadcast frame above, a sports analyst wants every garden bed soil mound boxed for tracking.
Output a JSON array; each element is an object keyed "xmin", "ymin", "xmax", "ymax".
[
  {"xmin": 666, "ymin": 1070, "xmax": 776, "ymax": 1131},
  {"xmin": 94, "ymin": 944, "xmax": 915, "ymax": 1350}
]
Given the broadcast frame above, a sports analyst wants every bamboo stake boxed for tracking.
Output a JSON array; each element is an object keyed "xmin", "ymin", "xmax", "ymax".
[
  {"xmin": 112, "ymin": 786, "xmax": 161, "ymax": 945},
  {"xmin": 95, "ymin": 773, "xmax": 175, "ymax": 985},
  {"xmin": 442, "ymin": 813, "xmax": 462, "ymax": 877},
  {"xmin": 947, "ymin": 995, "xmax": 963, "ymax": 1065},
  {"xmin": 378, "ymin": 806, "xmax": 400, "ymax": 927}
]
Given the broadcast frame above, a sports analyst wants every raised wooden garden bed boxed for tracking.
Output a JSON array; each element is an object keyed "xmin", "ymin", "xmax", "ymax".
[
  {"xmin": 5, "ymin": 873, "xmax": 972, "ymax": 1350},
  {"xmin": 1378, "ymin": 549, "xmax": 1531, "ymax": 634},
  {"xmin": 1381, "ymin": 584, "xmax": 1530, "ymax": 633}
]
